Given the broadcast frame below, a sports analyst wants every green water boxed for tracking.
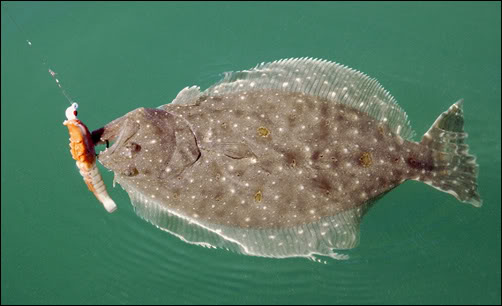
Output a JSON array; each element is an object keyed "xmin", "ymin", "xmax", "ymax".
[{"xmin": 1, "ymin": 2, "xmax": 500, "ymax": 305}]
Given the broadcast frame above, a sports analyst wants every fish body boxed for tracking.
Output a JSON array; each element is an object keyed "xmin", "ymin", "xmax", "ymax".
[{"xmin": 91, "ymin": 58, "xmax": 481, "ymax": 258}]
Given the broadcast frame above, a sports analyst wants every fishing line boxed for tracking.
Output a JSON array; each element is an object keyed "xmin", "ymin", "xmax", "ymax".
[{"xmin": 3, "ymin": 4, "xmax": 76, "ymax": 105}]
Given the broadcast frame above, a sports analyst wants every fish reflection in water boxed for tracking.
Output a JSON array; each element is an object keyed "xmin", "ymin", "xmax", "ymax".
[{"xmin": 64, "ymin": 58, "xmax": 481, "ymax": 260}]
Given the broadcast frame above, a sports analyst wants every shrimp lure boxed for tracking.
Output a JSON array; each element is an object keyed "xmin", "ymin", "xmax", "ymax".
[{"xmin": 63, "ymin": 103, "xmax": 117, "ymax": 213}]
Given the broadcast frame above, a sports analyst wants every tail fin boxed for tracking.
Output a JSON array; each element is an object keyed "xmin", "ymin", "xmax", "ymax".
[{"xmin": 420, "ymin": 99, "xmax": 482, "ymax": 207}]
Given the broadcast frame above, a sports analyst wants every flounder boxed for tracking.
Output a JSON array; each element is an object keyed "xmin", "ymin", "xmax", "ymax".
[{"xmin": 68, "ymin": 58, "xmax": 482, "ymax": 259}]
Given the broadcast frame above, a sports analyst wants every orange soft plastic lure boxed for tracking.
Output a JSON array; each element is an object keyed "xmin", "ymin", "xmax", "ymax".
[{"xmin": 63, "ymin": 103, "xmax": 117, "ymax": 212}]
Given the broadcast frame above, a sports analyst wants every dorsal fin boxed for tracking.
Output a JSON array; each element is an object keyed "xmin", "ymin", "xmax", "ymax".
[
  {"xmin": 171, "ymin": 86, "xmax": 202, "ymax": 105},
  {"xmin": 205, "ymin": 58, "xmax": 415, "ymax": 140}
]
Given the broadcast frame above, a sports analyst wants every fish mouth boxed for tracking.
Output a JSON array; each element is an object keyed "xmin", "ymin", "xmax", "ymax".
[
  {"xmin": 91, "ymin": 126, "xmax": 106, "ymax": 146},
  {"xmin": 92, "ymin": 119, "xmax": 142, "ymax": 175},
  {"xmin": 91, "ymin": 115, "xmax": 140, "ymax": 154},
  {"xmin": 91, "ymin": 111, "xmax": 134, "ymax": 147}
]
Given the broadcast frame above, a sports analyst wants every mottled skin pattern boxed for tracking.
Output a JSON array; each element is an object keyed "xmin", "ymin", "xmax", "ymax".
[{"xmin": 97, "ymin": 89, "xmax": 435, "ymax": 229}]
